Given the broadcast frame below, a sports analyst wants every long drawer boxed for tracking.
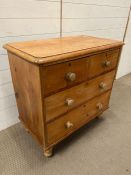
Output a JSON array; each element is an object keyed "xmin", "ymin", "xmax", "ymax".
[
  {"xmin": 47, "ymin": 91, "xmax": 111, "ymax": 145},
  {"xmin": 45, "ymin": 70, "xmax": 115, "ymax": 122},
  {"xmin": 41, "ymin": 48, "xmax": 119, "ymax": 97}
]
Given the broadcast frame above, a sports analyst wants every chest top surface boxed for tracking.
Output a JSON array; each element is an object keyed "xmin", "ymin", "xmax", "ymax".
[{"xmin": 4, "ymin": 35, "xmax": 123, "ymax": 65}]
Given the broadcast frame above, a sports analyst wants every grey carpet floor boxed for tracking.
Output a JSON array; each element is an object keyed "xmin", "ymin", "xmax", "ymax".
[{"xmin": 0, "ymin": 74, "xmax": 131, "ymax": 175}]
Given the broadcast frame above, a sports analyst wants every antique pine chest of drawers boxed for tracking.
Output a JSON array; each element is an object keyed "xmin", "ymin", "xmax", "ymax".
[{"xmin": 4, "ymin": 36, "xmax": 123, "ymax": 157}]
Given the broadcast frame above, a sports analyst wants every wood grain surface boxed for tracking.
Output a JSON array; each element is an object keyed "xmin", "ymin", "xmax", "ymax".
[
  {"xmin": 4, "ymin": 35, "xmax": 123, "ymax": 156},
  {"xmin": 45, "ymin": 70, "xmax": 115, "ymax": 122},
  {"xmin": 8, "ymin": 52, "xmax": 45, "ymax": 145},
  {"xmin": 4, "ymin": 35, "xmax": 123, "ymax": 65},
  {"xmin": 41, "ymin": 57, "xmax": 89, "ymax": 96},
  {"xmin": 47, "ymin": 91, "xmax": 111, "ymax": 145}
]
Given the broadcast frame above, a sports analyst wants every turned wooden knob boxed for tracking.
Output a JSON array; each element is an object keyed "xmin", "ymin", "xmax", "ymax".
[
  {"xmin": 66, "ymin": 72, "xmax": 76, "ymax": 81},
  {"xmin": 65, "ymin": 98, "xmax": 74, "ymax": 106},
  {"xmin": 65, "ymin": 121, "xmax": 74, "ymax": 129},
  {"xmin": 103, "ymin": 60, "xmax": 111, "ymax": 67},
  {"xmin": 99, "ymin": 82, "xmax": 106, "ymax": 90},
  {"xmin": 96, "ymin": 103, "xmax": 103, "ymax": 110}
]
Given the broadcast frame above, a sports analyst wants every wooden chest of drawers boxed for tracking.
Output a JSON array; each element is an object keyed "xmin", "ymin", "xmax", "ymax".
[{"xmin": 4, "ymin": 36, "xmax": 123, "ymax": 157}]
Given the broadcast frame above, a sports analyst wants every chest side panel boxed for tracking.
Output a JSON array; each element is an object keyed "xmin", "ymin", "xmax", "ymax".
[{"xmin": 8, "ymin": 52, "xmax": 45, "ymax": 145}]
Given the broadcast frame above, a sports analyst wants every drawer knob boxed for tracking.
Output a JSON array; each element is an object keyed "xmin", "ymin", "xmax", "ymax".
[
  {"xmin": 103, "ymin": 60, "xmax": 111, "ymax": 67},
  {"xmin": 65, "ymin": 121, "xmax": 74, "ymax": 129},
  {"xmin": 65, "ymin": 98, "xmax": 74, "ymax": 106},
  {"xmin": 66, "ymin": 72, "xmax": 76, "ymax": 81},
  {"xmin": 96, "ymin": 103, "xmax": 103, "ymax": 110},
  {"xmin": 99, "ymin": 82, "xmax": 106, "ymax": 90}
]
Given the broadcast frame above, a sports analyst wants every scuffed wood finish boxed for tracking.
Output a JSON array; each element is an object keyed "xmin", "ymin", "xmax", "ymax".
[
  {"xmin": 41, "ymin": 58, "xmax": 89, "ymax": 96},
  {"xmin": 4, "ymin": 35, "xmax": 123, "ymax": 65},
  {"xmin": 8, "ymin": 52, "xmax": 45, "ymax": 145},
  {"xmin": 4, "ymin": 35, "xmax": 123, "ymax": 157},
  {"xmin": 47, "ymin": 91, "xmax": 111, "ymax": 145},
  {"xmin": 45, "ymin": 70, "xmax": 115, "ymax": 122},
  {"xmin": 88, "ymin": 48, "xmax": 120, "ymax": 78}
]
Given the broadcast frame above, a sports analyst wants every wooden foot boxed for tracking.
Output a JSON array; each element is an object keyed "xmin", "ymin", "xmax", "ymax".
[
  {"xmin": 25, "ymin": 128, "xmax": 29, "ymax": 133},
  {"xmin": 44, "ymin": 148, "xmax": 53, "ymax": 157},
  {"xmin": 96, "ymin": 115, "xmax": 103, "ymax": 119}
]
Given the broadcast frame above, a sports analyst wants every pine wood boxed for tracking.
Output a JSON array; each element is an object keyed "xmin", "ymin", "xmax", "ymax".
[
  {"xmin": 47, "ymin": 91, "xmax": 111, "ymax": 145},
  {"xmin": 45, "ymin": 70, "xmax": 115, "ymax": 122},
  {"xmin": 88, "ymin": 48, "xmax": 119, "ymax": 78},
  {"xmin": 4, "ymin": 35, "xmax": 123, "ymax": 65},
  {"xmin": 8, "ymin": 52, "xmax": 45, "ymax": 145},
  {"xmin": 4, "ymin": 35, "xmax": 123, "ymax": 157},
  {"xmin": 41, "ymin": 57, "xmax": 89, "ymax": 96}
]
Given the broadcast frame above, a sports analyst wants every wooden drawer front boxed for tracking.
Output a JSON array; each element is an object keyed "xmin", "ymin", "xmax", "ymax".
[
  {"xmin": 45, "ymin": 70, "xmax": 115, "ymax": 122},
  {"xmin": 41, "ymin": 58, "xmax": 88, "ymax": 96},
  {"xmin": 88, "ymin": 49, "xmax": 119, "ymax": 78},
  {"xmin": 47, "ymin": 91, "xmax": 111, "ymax": 145}
]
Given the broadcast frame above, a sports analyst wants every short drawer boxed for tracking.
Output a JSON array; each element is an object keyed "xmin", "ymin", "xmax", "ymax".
[
  {"xmin": 45, "ymin": 70, "xmax": 115, "ymax": 122},
  {"xmin": 41, "ymin": 58, "xmax": 89, "ymax": 96},
  {"xmin": 47, "ymin": 91, "xmax": 111, "ymax": 145},
  {"xmin": 88, "ymin": 48, "xmax": 120, "ymax": 78}
]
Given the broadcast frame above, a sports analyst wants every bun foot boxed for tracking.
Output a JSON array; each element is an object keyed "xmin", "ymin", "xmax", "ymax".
[
  {"xmin": 44, "ymin": 148, "xmax": 53, "ymax": 157},
  {"xmin": 96, "ymin": 115, "xmax": 103, "ymax": 119},
  {"xmin": 25, "ymin": 128, "xmax": 29, "ymax": 133}
]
